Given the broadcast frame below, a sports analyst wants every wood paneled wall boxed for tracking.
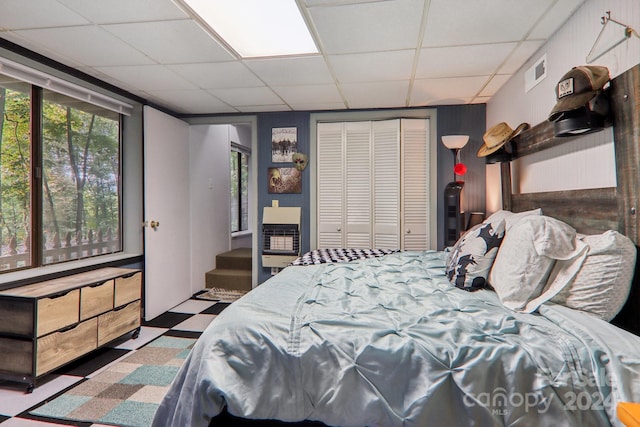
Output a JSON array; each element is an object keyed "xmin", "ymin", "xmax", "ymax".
[
  {"xmin": 504, "ymin": 64, "xmax": 640, "ymax": 244},
  {"xmin": 500, "ymin": 64, "xmax": 640, "ymax": 335}
]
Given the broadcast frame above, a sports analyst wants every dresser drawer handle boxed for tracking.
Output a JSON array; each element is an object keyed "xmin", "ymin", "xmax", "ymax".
[
  {"xmin": 57, "ymin": 323, "xmax": 79, "ymax": 333},
  {"xmin": 121, "ymin": 272, "xmax": 138, "ymax": 279},
  {"xmin": 88, "ymin": 281, "xmax": 108, "ymax": 288},
  {"xmin": 48, "ymin": 290, "xmax": 72, "ymax": 299}
]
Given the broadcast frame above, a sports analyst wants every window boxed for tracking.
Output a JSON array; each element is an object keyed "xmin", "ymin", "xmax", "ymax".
[
  {"xmin": 41, "ymin": 90, "xmax": 122, "ymax": 265},
  {"xmin": 0, "ymin": 75, "xmax": 122, "ymax": 272},
  {"xmin": 0, "ymin": 79, "xmax": 32, "ymax": 269},
  {"xmin": 230, "ymin": 144, "xmax": 249, "ymax": 233}
]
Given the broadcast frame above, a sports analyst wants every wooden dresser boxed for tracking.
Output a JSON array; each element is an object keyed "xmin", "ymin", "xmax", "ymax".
[{"xmin": 0, "ymin": 267, "xmax": 142, "ymax": 392}]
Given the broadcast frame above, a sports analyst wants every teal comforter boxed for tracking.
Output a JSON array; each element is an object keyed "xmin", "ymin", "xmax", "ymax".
[{"xmin": 153, "ymin": 251, "xmax": 640, "ymax": 427}]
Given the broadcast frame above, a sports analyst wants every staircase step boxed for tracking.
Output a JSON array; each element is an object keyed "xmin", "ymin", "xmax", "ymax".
[
  {"xmin": 205, "ymin": 268, "xmax": 252, "ymax": 291},
  {"xmin": 216, "ymin": 248, "xmax": 252, "ymax": 271}
]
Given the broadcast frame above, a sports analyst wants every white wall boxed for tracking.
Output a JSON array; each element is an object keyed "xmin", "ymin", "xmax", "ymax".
[
  {"xmin": 486, "ymin": 0, "xmax": 640, "ymax": 212},
  {"xmin": 189, "ymin": 124, "xmax": 233, "ymax": 291}
]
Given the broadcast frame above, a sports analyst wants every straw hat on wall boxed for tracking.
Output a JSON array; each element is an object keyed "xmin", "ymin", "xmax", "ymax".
[{"xmin": 477, "ymin": 122, "xmax": 530, "ymax": 157}]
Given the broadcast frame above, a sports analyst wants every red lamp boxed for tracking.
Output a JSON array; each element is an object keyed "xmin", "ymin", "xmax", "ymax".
[
  {"xmin": 453, "ymin": 162, "xmax": 467, "ymax": 176},
  {"xmin": 442, "ymin": 135, "xmax": 469, "ymax": 182}
]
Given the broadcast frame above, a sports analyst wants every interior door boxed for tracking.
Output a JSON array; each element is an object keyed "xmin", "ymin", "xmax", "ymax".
[
  {"xmin": 345, "ymin": 121, "xmax": 372, "ymax": 248},
  {"xmin": 401, "ymin": 118, "xmax": 430, "ymax": 250},
  {"xmin": 317, "ymin": 120, "xmax": 401, "ymax": 250},
  {"xmin": 143, "ymin": 106, "xmax": 191, "ymax": 320},
  {"xmin": 317, "ymin": 122, "xmax": 345, "ymax": 248},
  {"xmin": 373, "ymin": 119, "xmax": 400, "ymax": 249}
]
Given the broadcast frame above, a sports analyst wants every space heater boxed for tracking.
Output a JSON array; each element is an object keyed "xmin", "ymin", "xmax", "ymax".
[
  {"xmin": 262, "ymin": 207, "xmax": 301, "ymax": 267},
  {"xmin": 444, "ymin": 181, "xmax": 465, "ymax": 247}
]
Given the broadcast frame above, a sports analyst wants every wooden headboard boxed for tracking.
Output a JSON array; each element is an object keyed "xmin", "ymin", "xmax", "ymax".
[{"xmin": 499, "ymin": 64, "xmax": 640, "ymax": 334}]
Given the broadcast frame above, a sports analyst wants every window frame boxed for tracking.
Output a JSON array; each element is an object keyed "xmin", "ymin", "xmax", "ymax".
[
  {"xmin": 230, "ymin": 142, "xmax": 250, "ymax": 235},
  {"xmin": 40, "ymin": 87, "xmax": 124, "ymax": 267},
  {"xmin": 0, "ymin": 53, "xmax": 142, "ymax": 289}
]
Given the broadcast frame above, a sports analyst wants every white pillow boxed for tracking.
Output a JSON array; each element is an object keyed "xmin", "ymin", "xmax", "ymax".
[
  {"xmin": 485, "ymin": 208, "xmax": 542, "ymax": 231},
  {"xmin": 489, "ymin": 215, "xmax": 587, "ymax": 313},
  {"xmin": 551, "ymin": 230, "xmax": 636, "ymax": 321}
]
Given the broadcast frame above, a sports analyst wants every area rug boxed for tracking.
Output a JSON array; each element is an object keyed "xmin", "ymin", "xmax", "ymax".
[
  {"xmin": 29, "ymin": 335, "xmax": 196, "ymax": 427},
  {"xmin": 195, "ymin": 286, "xmax": 249, "ymax": 302}
]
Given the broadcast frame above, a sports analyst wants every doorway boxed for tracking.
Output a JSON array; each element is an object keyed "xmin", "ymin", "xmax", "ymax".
[{"xmin": 186, "ymin": 117, "xmax": 258, "ymax": 291}]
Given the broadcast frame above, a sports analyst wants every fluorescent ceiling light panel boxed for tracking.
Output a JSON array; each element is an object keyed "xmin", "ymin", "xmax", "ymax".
[{"xmin": 182, "ymin": 0, "xmax": 318, "ymax": 58}]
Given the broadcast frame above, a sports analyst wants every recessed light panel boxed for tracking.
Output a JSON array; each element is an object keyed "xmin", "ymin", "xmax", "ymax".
[{"xmin": 181, "ymin": 0, "xmax": 318, "ymax": 58}]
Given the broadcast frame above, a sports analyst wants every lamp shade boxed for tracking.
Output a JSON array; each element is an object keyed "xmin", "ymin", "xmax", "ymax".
[
  {"xmin": 466, "ymin": 212, "xmax": 485, "ymax": 230},
  {"xmin": 441, "ymin": 135, "xmax": 469, "ymax": 149}
]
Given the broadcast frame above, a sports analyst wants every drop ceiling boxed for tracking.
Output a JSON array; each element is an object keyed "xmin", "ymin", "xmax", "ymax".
[{"xmin": 0, "ymin": 0, "xmax": 585, "ymax": 116}]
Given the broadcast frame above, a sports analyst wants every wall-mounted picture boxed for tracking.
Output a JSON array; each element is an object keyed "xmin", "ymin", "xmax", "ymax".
[
  {"xmin": 271, "ymin": 127, "xmax": 297, "ymax": 162},
  {"xmin": 268, "ymin": 167, "xmax": 302, "ymax": 194}
]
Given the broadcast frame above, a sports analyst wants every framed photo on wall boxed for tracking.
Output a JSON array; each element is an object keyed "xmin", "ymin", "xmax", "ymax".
[
  {"xmin": 268, "ymin": 167, "xmax": 302, "ymax": 194},
  {"xmin": 271, "ymin": 127, "xmax": 297, "ymax": 162}
]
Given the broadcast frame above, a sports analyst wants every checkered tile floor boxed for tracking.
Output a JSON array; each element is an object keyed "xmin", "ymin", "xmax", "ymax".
[{"xmin": 0, "ymin": 295, "xmax": 227, "ymax": 426}]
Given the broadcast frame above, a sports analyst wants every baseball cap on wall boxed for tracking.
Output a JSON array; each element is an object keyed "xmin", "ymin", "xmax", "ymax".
[{"xmin": 548, "ymin": 65, "xmax": 610, "ymax": 122}]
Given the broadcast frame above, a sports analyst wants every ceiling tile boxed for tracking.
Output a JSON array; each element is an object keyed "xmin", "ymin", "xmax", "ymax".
[
  {"xmin": 479, "ymin": 74, "xmax": 511, "ymax": 97},
  {"xmin": 330, "ymin": 50, "xmax": 415, "ymax": 83},
  {"xmin": 0, "ymin": 32, "xmax": 81, "ymax": 69},
  {"xmin": 0, "ymin": 0, "xmax": 89, "ymax": 29},
  {"xmin": 169, "ymin": 62, "xmax": 263, "ymax": 89},
  {"xmin": 499, "ymin": 40, "xmax": 545, "ymax": 74},
  {"xmin": 272, "ymin": 84, "xmax": 343, "ymax": 105},
  {"xmin": 416, "ymin": 43, "xmax": 516, "ymax": 78},
  {"xmin": 528, "ymin": 0, "xmax": 585, "ymax": 40},
  {"xmin": 287, "ymin": 101, "xmax": 347, "ymax": 111},
  {"xmin": 94, "ymin": 65, "xmax": 198, "ymax": 91},
  {"xmin": 145, "ymin": 89, "xmax": 236, "ymax": 114},
  {"xmin": 75, "ymin": 65, "xmax": 140, "ymax": 91},
  {"xmin": 209, "ymin": 87, "xmax": 283, "ymax": 107},
  {"xmin": 103, "ymin": 20, "xmax": 233, "ymax": 64},
  {"xmin": 244, "ymin": 56, "xmax": 334, "ymax": 86},
  {"xmin": 423, "ymin": 0, "xmax": 554, "ymax": 46},
  {"xmin": 11, "ymin": 26, "xmax": 155, "ymax": 67},
  {"xmin": 304, "ymin": 0, "xmax": 377, "ymax": 5},
  {"xmin": 472, "ymin": 96, "xmax": 492, "ymax": 104},
  {"xmin": 341, "ymin": 81, "xmax": 410, "ymax": 109},
  {"xmin": 410, "ymin": 76, "xmax": 488, "ymax": 105},
  {"xmin": 431, "ymin": 98, "xmax": 474, "ymax": 106},
  {"xmin": 57, "ymin": 0, "xmax": 187, "ymax": 24},
  {"xmin": 236, "ymin": 104, "xmax": 292, "ymax": 113},
  {"xmin": 309, "ymin": 0, "xmax": 424, "ymax": 54}
]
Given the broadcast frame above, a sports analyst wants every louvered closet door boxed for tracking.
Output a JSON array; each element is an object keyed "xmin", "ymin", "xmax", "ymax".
[
  {"xmin": 401, "ymin": 118, "xmax": 430, "ymax": 250},
  {"xmin": 345, "ymin": 122, "xmax": 372, "ymax": 248},
  {"xmin": 317, "ymin": 122, "xmax": 345, "ymax": 248},
  {"xmin": 373, "ymin": 120, "xmax": 400, "ymax": 249}
]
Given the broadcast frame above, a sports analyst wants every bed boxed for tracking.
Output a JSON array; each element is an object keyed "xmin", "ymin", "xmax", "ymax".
[
  {"xmin": 152, "ymin": 65, "xmax": 640, "ymax": 427},
  {"xmin": 156, "ymin": 247, "xmax": 640, "ymax": 427}
]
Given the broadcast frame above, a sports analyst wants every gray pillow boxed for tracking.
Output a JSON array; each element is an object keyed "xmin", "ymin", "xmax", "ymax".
[{"xmin": 446, "ymin": 220, "xmax": 506, "ymax": 291}]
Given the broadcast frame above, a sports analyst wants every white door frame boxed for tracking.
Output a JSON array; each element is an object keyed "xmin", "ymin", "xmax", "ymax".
[{"xmin": 184, "ymin": 115, "xmax": 259, "ymax": 288}]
